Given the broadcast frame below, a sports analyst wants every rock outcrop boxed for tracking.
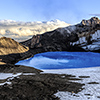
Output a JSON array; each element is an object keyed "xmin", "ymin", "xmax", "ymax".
[
  {"xmin": 23, "ymin": 17, "xmax": 100, "ymax": 52},
  {"xmin": 73, "ymin": 17, "xmax": 100, "ymax": 51}
]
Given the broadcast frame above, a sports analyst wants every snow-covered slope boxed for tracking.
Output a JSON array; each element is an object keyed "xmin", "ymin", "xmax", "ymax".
[{"xmin": 0, "ymin": 19, "xmax": 70, "ymax": 42}]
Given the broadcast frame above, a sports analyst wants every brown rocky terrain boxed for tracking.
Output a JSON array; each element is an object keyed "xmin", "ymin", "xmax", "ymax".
[
  {"xmin": 0, "ymin": 37, "xmax": 29, "ymax": 55},
  {"xmin": 0, "ymin": 37, "xmax": 33, "ymax": 64}
]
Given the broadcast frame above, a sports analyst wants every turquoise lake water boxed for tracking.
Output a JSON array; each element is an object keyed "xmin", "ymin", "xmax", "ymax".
[{"xmin": 16, "ymin": 52, "xmax": 100, "ymax": 69}]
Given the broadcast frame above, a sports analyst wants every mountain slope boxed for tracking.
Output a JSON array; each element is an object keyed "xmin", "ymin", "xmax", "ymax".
[
  {"xmin": 26, "ymin": 17, "xmax": 100, "ymax": 52},
  {"xmin": 0, "ymin": 37, "xmax": 31, "ymax": 64},
  {"xmin": 0, "ymin": 37, "xmax": 29, "ymax": 55}
]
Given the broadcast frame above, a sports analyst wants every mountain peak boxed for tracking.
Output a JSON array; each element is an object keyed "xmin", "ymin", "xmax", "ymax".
[
  {"xmin": 50, "ymin": 19, "xmax": 61, "ymax": 23},
  {"xmin": 80, "ymin": 17, "xmax": 100, "ymax": 26},
  {"xmin": 0, "ymin": 37, "xmax": 29, "ymax": 55}
]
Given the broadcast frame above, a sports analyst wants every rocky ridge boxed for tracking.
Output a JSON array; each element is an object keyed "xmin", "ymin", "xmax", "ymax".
[{"xmin": 23, "ymin": 17, "xmax": 100, "ymax": 52}]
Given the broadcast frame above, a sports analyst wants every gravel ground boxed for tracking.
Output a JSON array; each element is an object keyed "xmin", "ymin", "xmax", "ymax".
[{"xmin": 0, "ymin": 64, "xmax": 84, "ymax": 100}]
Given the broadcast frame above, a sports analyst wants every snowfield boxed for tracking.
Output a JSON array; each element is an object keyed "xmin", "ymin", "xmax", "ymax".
[
  {"xmin": 43, "ymin": 67, "xmax": 100, "ymax": 100},
  {"xmin": 0, "ymin": 73, "xmax": 36, "ymax": 86},
  {"xmin": 0, "ymin": 73, "xmax": 22, "ymax": 85}
]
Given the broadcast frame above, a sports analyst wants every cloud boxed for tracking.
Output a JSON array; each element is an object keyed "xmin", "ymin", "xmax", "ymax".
[
  {"xmin": 0, "ymin": 20, "xmax": 70, "ymax": 42},
  {"xmin": 89, "ymin": 14, "xmax": 100, "ymax": 17}
]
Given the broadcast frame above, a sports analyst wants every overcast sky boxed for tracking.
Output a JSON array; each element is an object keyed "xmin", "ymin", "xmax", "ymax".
[{"xmin": 0, "ymin": 0, "xmax": 100, "ymax": 24}]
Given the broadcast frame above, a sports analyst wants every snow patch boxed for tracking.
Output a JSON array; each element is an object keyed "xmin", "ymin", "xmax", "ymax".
[
  {"xmin": 0, "ymin": 73, "xmax": 22, "ymax": 85},
  {"xmin": 22, "ymin": 73, "xmax": 36, "ymax": 75},
  {"xmin": 91, "ymin": 30, "xmax": 100, "ymax": 40},
  {"xmin": 0, "ymin": 73, "xmax": 22, "ymax": 80},
  {"xmin": 82, "ymin": 44, "xmax": 100, "ymax": 51},
  {"xmin": 0, "ymin": 82, "xmax": 11, "ymax": 86},
  {"xmin": 73, "ymin": 30, "xmax": 100, "ymax": 51},
  {"xmin": 73, "ymin": 36, "xmax": 86, "ymax": 45},
  {"xmin": 57, "ymin": 25, "xmax": 76, "ymax": 34}
]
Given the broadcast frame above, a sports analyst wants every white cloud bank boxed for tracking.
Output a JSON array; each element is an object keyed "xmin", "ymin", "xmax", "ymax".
[{"xmin": 0, "ymin": 19, "xmax": 70, "ymax": 42}]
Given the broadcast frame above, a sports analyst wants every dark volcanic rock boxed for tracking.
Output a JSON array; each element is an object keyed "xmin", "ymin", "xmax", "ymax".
[
  {"xmin": 0, "ymin": 64, "xmax": 84, "ymax": 100},
  {"xmin": 30, "ymin": 29, "xmax": 79, "ymax": 51},
  {"xmin": 20, "ymin": 38, "xmax": 31, "ymax": 47},
  {"xmin": 29, "ymin": 28, "xmax": 84, "ymax": 52},
  {"xmin": 79, "ymin": 76, "xmax": 90, "ymax": 78},
  {"xmin": 0, "ymin": 50, "xmax": 33, "ymax": 64},
  {"xmin": 88, "ymin": 82, "xmax": 99, "ymax": 84},
  {"xmin": 0, "ymin": 64, "xmax": 42, "ymax": 73},
  {"xmin": 0, "ymin": 73, "xmax": 84, "ymax": 100}
]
